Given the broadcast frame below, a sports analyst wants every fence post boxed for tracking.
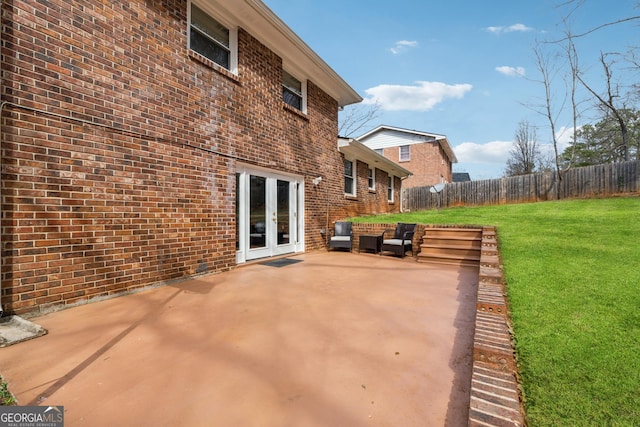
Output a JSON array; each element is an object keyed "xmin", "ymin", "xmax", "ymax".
[
  {"xmin": 636, "ymin": 159, "xmax": 640, "ymax": 193},
  {"xmin": 500, "ymin": 178, "xmax": 507, "ymax": 205}
]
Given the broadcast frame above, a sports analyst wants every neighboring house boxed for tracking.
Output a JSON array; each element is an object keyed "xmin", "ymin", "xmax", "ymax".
[
  {"xmin": 0, "ymin": 0, "xmax": 403, "ymax": 315},
  {"xmin": 453, "ymin": 172, "xmax": 472, "ymax": 182},
  {"xmin": 357, "ymin": 125, "xmax": 458, "ymax": 189}
]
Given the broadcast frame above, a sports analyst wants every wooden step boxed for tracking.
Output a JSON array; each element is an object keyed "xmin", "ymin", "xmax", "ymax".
[
  {"xmin": 417, "ymin": 227, "xmax": 483, "ymax": 267},
  {"xmin": 416, "ymin": 254, "xmax": 480, "ymax": 267},
  {"xmin": 423, "ymin": 227, "xmax": 483, "ymax": 239},
  {"xmin": 421, "ymin": 237, "xmax": 481, "ymax": 249},
  {"xmin": 419, "ymin": 244, "xmax": 481, "ymax": 259}
]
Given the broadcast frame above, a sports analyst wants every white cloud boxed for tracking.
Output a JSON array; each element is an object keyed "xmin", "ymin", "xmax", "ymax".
[
  {"xmin": 455, "ymin": 140, "xmax": 512, "ymax": 165},
  {"xmin": 496, "ymin": 66, "xmax": 526, "ymax": 77},
  {"xmin": 554, "ymin": 125, "xmax": 583, "ymax": 152},
  {"xmin": 486, "ymin": 23, "xmax": 533, "ymax": 34},
  {"xmin": 362, "ymin": 81, "xmax": 473, "ymax": 111},
  {"xmin": 389, "ymin": 40, "xmax": 418, "ymax": 54},
  {"xmin": 507, "ymin": 23, "xmax": 533, "ymax": 32}
]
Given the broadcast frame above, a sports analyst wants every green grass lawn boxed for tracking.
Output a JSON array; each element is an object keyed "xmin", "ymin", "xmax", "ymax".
[{"xmin": 351, "ymin": 196, "xmax": 640, "ymax": 426}]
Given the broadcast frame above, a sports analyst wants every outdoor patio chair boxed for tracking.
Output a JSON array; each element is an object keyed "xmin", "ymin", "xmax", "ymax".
[
  {"xmin": 380, "ymin": 223, "xmax": 416, "ymax": 258},
  {"xmin": 328, "ymin": 221, "xmax": 353, "ymax": 251}
]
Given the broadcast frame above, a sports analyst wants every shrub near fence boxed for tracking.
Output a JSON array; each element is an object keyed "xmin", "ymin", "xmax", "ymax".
[{"xmin": 403, "ymin": 160, "xmax": 639, "ymax": 211}]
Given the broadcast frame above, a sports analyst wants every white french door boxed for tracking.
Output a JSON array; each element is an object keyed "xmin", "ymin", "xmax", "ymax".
[{"xmin": 236, "ymin": 166, "xmax": 304, "ymax": 263}]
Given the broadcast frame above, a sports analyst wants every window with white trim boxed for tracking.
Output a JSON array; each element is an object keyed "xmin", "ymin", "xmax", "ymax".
[
  {"xmin": 283, "ymin": 70, "xmax": 306, "ymax": 112},
  {"xmin": 388, "ymin": 175, "xmax": 394, "ymax": 202},
  {"xmin": 189, "ymin": 3, "xmax": 237, "ymax": 72},
  {"xmin": 375, "ymin": 148, "xmax": 384, "ymax": 156},
  {"xmin": 399, "ymin": 145, "xmax": 410, "ymax": 161},
  {"xmin": 344, "ymin": 159, "xmax": 355, "ymax": 196},
  {"xmin": 368, "ymin": 167, "xmax": 375, "ymax": 190}
]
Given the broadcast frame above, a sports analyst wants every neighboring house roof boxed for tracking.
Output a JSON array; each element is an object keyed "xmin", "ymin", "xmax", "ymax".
[
  {"xmin": 338, "ymin": 138, "xmax": 412, "ymax": 179},
  {"xmin": 356, "ymin": 125, "xmax": 458, "ymax": 163},
  {"xmin": 199, "ymin": 0, "xmax": 362, "ymax": 107},
  {"xmin": 453, "ymin": 172, "xmax": 471, "ymax": 182}
]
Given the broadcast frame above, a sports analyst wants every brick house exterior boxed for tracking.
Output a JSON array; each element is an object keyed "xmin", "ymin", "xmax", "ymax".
[
  {"xmin": 0, "ymin": 0, "xmax": 405, "ymax": 315},
  {"xmin": 357, "ymin": 125, "xmax": 458, "ymax": 189}
]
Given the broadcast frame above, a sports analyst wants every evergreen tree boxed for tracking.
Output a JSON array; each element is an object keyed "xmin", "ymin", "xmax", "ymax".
[{"xmin": 561, "ymin": 109, "xmax": 639, "ymax": 167}]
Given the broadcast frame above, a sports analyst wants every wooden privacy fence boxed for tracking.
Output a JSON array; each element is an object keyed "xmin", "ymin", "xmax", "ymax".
[{"xmin": 403, "ymin": 160, "xmax": 639, "ymax": 211}]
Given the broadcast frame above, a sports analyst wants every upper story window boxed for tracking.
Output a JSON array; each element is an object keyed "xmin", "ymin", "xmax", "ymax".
[
  {"xmin": 344, "ymin": 159, "xmax": 355, "ymax": 196},
  {"xmin": 368, "ymin": 167, "xmax": 375, "ymax": 190},
  {"xmin": 283, "ymin": 70, "xmax": 306, "ymax": 112},
  {"xmin": 189, "ymin": 3, "xmax": 237, "ymax": 73},
  {"xmin": 375, "ymin": 148, "xmax": 384, "ymax": 156},
  {"xmin": 399, "ymin": 145, "xmax": 410, "ymax": 162}
]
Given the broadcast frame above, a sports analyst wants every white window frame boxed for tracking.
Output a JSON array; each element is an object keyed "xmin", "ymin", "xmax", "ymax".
[
  {"xmin": 368, "ymin": 167, "xmax": 375, "ymax": 191},
  {"xmin": 388, "ymin": 175, "xmax": 394, "ymax": 202},
  {"xmin": 188, "ymin": 1, "xmax": 238, "ymax": 74},
  {"xmin": 344, "ymin": 158, "xmax": 356, "ymax": 196},
  {"xmin": 282, "ymin": 70, "xmax": 307, "ymax": 113},
  {"xmin": 399, "ymin": 145, "xmax": 410, "ymax": 162}
]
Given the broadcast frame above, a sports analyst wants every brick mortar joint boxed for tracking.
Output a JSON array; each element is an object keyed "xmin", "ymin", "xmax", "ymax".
[{"xmin": 469, "ymin": 226, "xmax": 527, "ymax": 426}]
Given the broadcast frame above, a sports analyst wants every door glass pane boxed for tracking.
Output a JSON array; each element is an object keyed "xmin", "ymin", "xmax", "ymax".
[
  {"xmin": 277, "ymin": 180, "xmax": 290, "ymax": 245},
  {"xmin": 250, "ymin": 175, "xmax": 266, "ymax": 249}
]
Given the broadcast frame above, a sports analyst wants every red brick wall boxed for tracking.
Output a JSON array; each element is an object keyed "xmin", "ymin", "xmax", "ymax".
[
  {"xmin": 383, "ymin": 142, "xmax": 452, "ymax": 188},
  {"xmin": 0, "ymin": 0, "xmax": 399, "ymax": 314},
  {"xmin": 326, "ymin": 161, "xmax": 401, "ymax": 222}
]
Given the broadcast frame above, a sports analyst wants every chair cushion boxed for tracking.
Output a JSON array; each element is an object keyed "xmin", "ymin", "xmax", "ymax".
[
  {"xmin": 382, "ymin": 238, "xmax": 410, "ymax": 246},
  {"xmin": 330, "ymin": 236, "xmax": 351, "ymax": 242}
]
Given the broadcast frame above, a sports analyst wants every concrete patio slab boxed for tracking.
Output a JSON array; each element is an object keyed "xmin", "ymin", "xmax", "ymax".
[{"xmin": 0, "ymin": 251, "xmax": 478, "ymax": 426}]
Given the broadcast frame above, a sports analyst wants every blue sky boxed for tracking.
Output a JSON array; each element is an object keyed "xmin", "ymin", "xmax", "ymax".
[{"xmin": 263, "ymin": 0, "xmax": 639, "ymax": 179}]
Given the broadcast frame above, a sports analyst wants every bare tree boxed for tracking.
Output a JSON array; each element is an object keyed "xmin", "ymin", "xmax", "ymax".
[
  {"xmin": 554, "ymin": 1, "xmax": 640, "ymax": 162},
  {"xmin": 505, "ymin": 120, "xmax": 541, "ymax": 176},
  {"xmin": 561, "ymin": 23, "xmax": 581, "ymax": 170},
  {"xmin": 577, "ymin": 52, "xmax": 632, "ymax": 161},
  {"xmin": 531, "ymin": 1, "xmax": 639, "ymax": 175},
  {"xmin": 338, "ymin": 102, "xmax": 381, "ymax": 137},
  {"xmin": 533, "ymin": 45, "xmax": 565, "ymax": 178}
]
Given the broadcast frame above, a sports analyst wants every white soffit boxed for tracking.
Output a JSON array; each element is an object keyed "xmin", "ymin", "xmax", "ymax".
[{"xmin": 338, "ymin": 138, "xmax": 412, "ymax": 178}]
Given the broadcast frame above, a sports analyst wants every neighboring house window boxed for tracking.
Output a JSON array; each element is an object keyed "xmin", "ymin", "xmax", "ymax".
[
  {"xmin": 388, "ymin": 176, "xmax": 394, "ymax": 202},
  {"xmin": 189, "ymin": 3, "xmax": 237, "ymax": 72},
  {"xmin": 368, "ymin": 167, "xmax": 375, "ymax": 190},
  {"xmin": 344, "ymin": 159, "xmax": 355, "ymax": 196},
  {"xmin": 283, "ymin": 70, "xmax": 306, "ymax": 112},
  {"xmin": 399, "ymin": 145, "xmax": 410, "ymax": 161}
]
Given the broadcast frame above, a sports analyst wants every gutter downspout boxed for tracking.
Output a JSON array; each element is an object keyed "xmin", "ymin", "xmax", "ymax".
[
  {"xmin": 0, "ymin": 101, "xmax": 4, "ymax": 317},
  {"xmin": 400, "ymin": 176, "xmax": 407, "ymax": 213}
]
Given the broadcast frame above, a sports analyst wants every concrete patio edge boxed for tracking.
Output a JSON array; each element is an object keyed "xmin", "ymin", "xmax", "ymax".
[{"xmin": 468, "ymin": 226, "xmax": 526, "ymax": 427}]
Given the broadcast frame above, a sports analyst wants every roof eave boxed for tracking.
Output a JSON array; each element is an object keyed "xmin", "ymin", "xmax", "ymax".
[
  {"xmin": 356, "ymin": 125, "xmax": 447, "ymax": 141},
  {"xmin": 338, "ymin": 138, "xmax": 412, "ymax": 178},
  {"xmin": 435, "ymin": 137, "xmax": 458, "ymax": 163},
  {"xmin": 357, "ymin": 125, "xmax": 458, "ymax": 163}
]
